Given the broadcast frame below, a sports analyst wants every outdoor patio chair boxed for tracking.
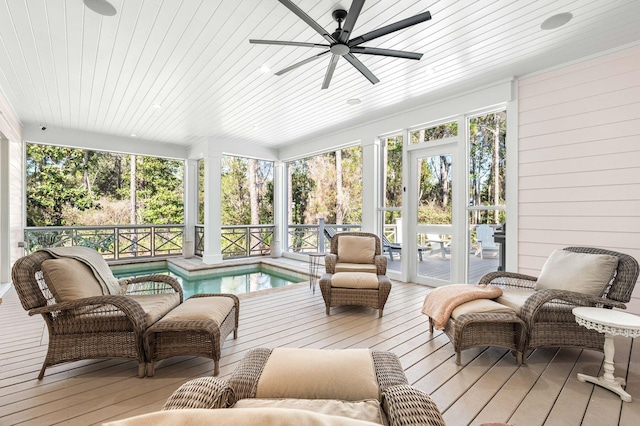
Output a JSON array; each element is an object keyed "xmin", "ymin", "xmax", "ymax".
[
  {"xmin": 479, "ymin": 246, "xmax": 639, "ymax": 354},
  {"xmin": 147, "ymin": 348, "xmax": 446, "ymax": 426},
  {"xmin": 474, "ymin": 224, "xmax": 498, "ymax": 259},
  {"xmin": 11, "ymin": 247, "xmax": 183, "ymax": 379},
  {"xmin": 381, "ymin": 234, "xmax": 426, "ymax": 261},
  {"xmin": 426, "ymin": 234, "xmax": 449, "ymax": 260},
  {"xmin": 319, "ymin": 232, "xmax": 391, "ymax": 317}
]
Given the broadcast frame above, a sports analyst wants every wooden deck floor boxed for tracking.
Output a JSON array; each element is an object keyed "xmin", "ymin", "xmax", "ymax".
[{"xmin": 1, "ymin": 279, "xmax": 639, "ymax": 425}]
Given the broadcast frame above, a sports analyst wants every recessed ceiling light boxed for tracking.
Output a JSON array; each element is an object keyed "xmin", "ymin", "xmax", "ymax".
[
  {"xmin": 152, "ymin": 104, "xmax": 162, "ymax": 109},
  {"xmin": 540, "ymin": 12, "xmax": 573, "ymax": 30},
  {"xmin": 83, "ymin": 0, "xmax": 117, "ymax": 16},
  {"xmin": 260, "ymin": 65, "xmax": 271, "ymax": 74},
  {"xmin": 424, "ymin": 67, "xmax": 435, "ymax": 76},
  {"xmin": 130, "ymin": 133, "xmax": 138, "ymax": 137},
  {"xmin": 346, "ymin": 98, "xmax": 361, "ymax": 105}
]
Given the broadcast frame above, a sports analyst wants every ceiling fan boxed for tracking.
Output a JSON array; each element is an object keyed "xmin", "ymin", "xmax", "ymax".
[{"xmin": 250, "ymin": 0, "xmax": 432, "ymax": 89}]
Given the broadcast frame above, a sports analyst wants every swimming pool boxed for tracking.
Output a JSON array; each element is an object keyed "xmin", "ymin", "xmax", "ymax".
[{"xmin": 112, "ymin": 262, "xmax": 307, "ymax": 299}]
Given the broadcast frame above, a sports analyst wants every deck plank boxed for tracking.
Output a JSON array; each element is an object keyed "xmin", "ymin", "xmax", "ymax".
[{"xmin": 1, "ymin": 274, "xmax": 639, "ymax": 425}]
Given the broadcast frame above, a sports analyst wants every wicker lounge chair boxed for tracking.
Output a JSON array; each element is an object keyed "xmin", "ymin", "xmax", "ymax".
[
  {"xmin": 159, "ymin": 347, "xmax": 445, "ymax": 426},
  {"xmin": 319, "ymin": 232, "xmax": 391, "ymax": 317},
  {"xmin": 479, "ymin": 246, "xmax": 639, "ymax": 354},
  {"xmin": 11, "ymin": 249, "xmax": 183, "ymax": 378}
]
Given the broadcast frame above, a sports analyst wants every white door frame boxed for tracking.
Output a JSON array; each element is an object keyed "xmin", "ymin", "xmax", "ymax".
[{"xmin": 406, "ymin": 136, "xmax": 466, "ymax": 286}]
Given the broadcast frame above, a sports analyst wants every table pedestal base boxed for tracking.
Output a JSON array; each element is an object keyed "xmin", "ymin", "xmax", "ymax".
[{"xmin": 577, "ymin": 373, "xmax": 631, "ymax": 402}]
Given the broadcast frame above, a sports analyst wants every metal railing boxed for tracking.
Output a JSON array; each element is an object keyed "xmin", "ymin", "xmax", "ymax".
[
  {"xmin": 287, "ymin": 220, "xmax": 361, "ymax": 253},
  {"xmin": 194, "ymin": 224, "xmax": 275, "ymax": 259},
  {"xmin": 25, "ymin": 225, "xmax": 184, "ymax": 260}
]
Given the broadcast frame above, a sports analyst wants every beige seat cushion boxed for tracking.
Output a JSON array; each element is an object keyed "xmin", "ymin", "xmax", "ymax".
[
  {"xmin": 331, "ymin": 272, "xmax": 379, "ymax": 289},
  {"xmin": 41, "ymin": 258, "xmax": 103, "ymax": 302},
  {"xmin": 337, "ymin": 236, "xmax": 376, "ymax": 264},
  {"xmin": 154, "ymin": 296, "xmax": 234, "ymax": 326},
  {"xmin": 256, "ymin": 348, "xmax": 379, "ymax": 401},
  {"xmin": 128, "ymin": 293, "xmax": 182, "ymax": 326},
  {"xmin": 335, "ymin": 263, "xmax": 378, "ymax": 274},
  {"xmin": 536, "ymin": 250, "xmax": 618, "ymax": 296},
  {"xmin": 495, "ymin": 288, "xmax": 535, "ymax": 316},
  {"xmin": 234, "ymin": 398, "xmax": 385, "ymax": 425},
  {"xmin": 103, "ymin": 408, "xmax": 380, "ymax": 426},
  {"xmin": 451, "ymin": 299, "xmax": 516, "ymax": 319}
]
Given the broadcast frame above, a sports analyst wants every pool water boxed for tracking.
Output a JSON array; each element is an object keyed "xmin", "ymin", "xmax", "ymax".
[{"xmin": 113, "ymin": 264, "xmax": 306, "ymax": 299}]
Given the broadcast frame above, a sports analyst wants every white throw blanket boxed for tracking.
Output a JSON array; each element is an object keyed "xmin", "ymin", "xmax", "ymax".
[{"xmin": 41, "ymin": 247, "xmax": 121, "ymax": 295}]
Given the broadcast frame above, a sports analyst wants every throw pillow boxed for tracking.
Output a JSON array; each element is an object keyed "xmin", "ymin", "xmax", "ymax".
[
  {"xmin": 337, "ymin": 236, "xmax": 375, "ymax": 264},
  {"xmin": 41, "ymin": 258, "xmax": 103, "ymax": 302},
  {"xmin": 535, "ymin": 250, "xmax": 618, "ymax": 296}
]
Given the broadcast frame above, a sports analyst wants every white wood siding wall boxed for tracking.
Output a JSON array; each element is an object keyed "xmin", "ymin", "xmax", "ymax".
[{"xmin": 518, "ymin": 44, "xmax": 640, "ymax": 313}]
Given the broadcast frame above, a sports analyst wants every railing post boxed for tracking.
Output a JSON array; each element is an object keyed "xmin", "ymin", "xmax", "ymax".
[
  {"xmin": 151, "ymin": 225, "xmax": 155, "ymax": 258},
  {"xmin": 318, "ymin": 218, "xmax": 325, "ymax": 253},
  {"xmin": 246, "ymin": 226, "xmax": 250, "ymax": 257}
]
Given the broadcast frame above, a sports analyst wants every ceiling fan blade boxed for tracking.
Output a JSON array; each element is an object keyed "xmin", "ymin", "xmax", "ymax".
[
  {"xmin": 278, "ymin": 0, "xmax": 336, "ymax": 44},
  {"xmin": 350, "ymin": 46, "xmax": 423, "ymax": 60},
  {"xmin": 250, "ymin": 39, "xmax": 330, "ymax": 48},
  {"xmin": 321, "ymin": 55, "xmax": 340, "ymax": 89},
  {"xmin": 343, "ymin": 53, "xmax": 380, "ymax": 85},
  {"xmin": 349, "ymin": 11, "xmax": 431, "ymax": 47},
  {"xmin": 339, "ymin": 0, "xmax": 365, "ymax": 43},
  {"xmin": 275, "ymin": 50, "xmax": 331, "ymax": 76}
]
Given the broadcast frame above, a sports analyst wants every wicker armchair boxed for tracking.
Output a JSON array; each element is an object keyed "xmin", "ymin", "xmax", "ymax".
[
  {"xmin": 163, "ymin": 348, "xmax": 445, "ymax": 426},
  {"xmin": 479, "ymin": 247, "xmax": 639, "ymax": 354},
  {"xmin": 320, "ymin": 232, "xmax": 391, "ymax": 317},
  {"xmin": 11, "ymin": 250, "xmax": 183, "ymax": 379}
]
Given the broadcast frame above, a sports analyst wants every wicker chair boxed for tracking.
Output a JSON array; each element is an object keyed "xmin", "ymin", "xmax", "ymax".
[
  {"xmin": 479, "ymin": 247, "xmax": 639, "ymax": 354},
  {"xmin": 11, "ymin": 250, "xmax": 183, "ymax": 379},
  {"xmin": 162, "ymin": 348, "xmax": 446, "ymax": 426},
  {"xmin": 319, "ymin": 232, "xmax": 392, "ymax": 317}
]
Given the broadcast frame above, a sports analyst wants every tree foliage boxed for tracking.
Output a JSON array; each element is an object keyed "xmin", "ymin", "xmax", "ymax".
[
  {"xmin": 289, "ymin": 146, "xmax": 362, "ymax": 225},
  {"xmin": 26, "ymin": 145, "xmax": 96, "ymax": 226},
  {"xmin": 26, "ymin": 143, "xmax": 184, "ymax": 226},
  {"xmin": 219, "ymin": 156, "xmax": 273, "ymax": 226}
]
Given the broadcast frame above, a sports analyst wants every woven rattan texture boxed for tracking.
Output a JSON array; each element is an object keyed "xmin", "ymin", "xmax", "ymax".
[
  {"xmin": 144, "ymin": 294, "xmax": 239, "ymax": 376},
  {"xmin": 227, "ymin": 347, "xmax": 273, "ymax": 401},
  {"xmin": 319, "ymin": 232, "xmax": 392, "ymax": 317},
  {"xmin": 164, "ymin": 348, "xmax": 445, "ymax": 425},
  {"xmin": 479, "ymin": 246, "xmax": 639, "ymax": 354},
  {"xmin": 11, "ymin": 250, "xmax": 183, "ymax": 379},
  {"xmin": 163, "ymin": 377, "xmax": 235, "ymax": 410}
]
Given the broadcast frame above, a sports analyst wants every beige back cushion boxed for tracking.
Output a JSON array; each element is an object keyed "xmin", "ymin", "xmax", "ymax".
[
  {"xmin": 256, "ymin": 348, "xmax": 379, "ymax": 401},
  {"xmin": 337, "ymin": 236, "xmax": 375, "ymax": 264},
  {"xmin": 535, "ymin": 250, "xmax": 619, "ymax": 296},
  {"xmin": 41, "ymin": 258, "xmax": 104, "ymax": 302}
]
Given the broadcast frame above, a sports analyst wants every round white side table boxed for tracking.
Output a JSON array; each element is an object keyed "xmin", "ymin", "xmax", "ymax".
[{"xmin": 573, "ymin": 307, "xmax": 640, "ymax": 402}]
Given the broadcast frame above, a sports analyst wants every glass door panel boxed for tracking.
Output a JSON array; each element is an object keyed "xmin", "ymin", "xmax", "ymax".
[{"xmin": 414, "ymin": 153, "xmax": 453, "ymax": 284}]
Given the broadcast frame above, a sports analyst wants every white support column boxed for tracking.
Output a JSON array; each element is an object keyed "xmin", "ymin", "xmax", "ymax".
[
  {"xmin": 182, "ymin": 158, "xmax": 198, "ymax": 258},
  {"xmin": 272, "ymin": 161, "xmax": 285, "ymax": 257},
  {"xmin": 203, "ymin": 150, "xmax": 223, "ymax": 264},
  {"xmin": 0, "ymin": 137, "xmax": 10, "ymax": 283},
  {"xmin": 361, "ymin": 137, "xmax": 379, "ymax": 233}
]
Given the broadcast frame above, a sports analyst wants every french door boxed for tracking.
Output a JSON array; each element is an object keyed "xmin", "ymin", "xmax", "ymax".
[{"xmin": 408, "ymin": 143, "xmax": 464, "ymax": 286}]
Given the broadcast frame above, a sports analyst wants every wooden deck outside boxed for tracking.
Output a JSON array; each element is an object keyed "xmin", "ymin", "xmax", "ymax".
[
  {"xmin": 1, "ymin": 270, "xmax": 639, "ymax": 425},
  {"xmin": 386, "ymin": 251, "xmax": 500, "ymax": 283}
]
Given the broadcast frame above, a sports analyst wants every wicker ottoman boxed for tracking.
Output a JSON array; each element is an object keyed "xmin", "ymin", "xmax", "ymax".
[
  {"xmin": 432, "ymin": 312, "xmax": 526, "ymax": 365},
  {"xmin": 144, "ymin": 293, "xmax": 239, "ymax": 376}
]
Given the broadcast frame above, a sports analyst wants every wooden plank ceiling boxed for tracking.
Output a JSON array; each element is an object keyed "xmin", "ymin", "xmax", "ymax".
[{"xmin": 0, "ymin": 0, "xmax": 639, "ymax": 149}]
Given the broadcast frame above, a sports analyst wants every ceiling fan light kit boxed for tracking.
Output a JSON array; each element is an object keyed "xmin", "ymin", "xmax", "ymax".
[{"xmin": 250, "ymin": 0, "xmax": 432, "ymax": 89}]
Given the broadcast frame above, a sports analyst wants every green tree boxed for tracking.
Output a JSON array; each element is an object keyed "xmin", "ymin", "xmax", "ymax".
[
  {"xmin": 134, "ymin": 157, "xmax": 184, "ymax": 224},
  {"xmin": 26, "ymin": 144, "xmax": 97, "ymax": 226}
]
